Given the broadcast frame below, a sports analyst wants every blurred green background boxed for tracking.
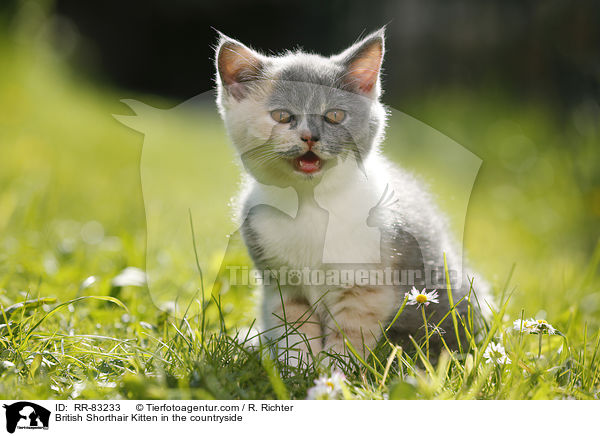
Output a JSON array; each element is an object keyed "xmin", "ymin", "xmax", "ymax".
[{"xmin": 0, "ymin": 1, "xmax": 599, "ymax": 349}]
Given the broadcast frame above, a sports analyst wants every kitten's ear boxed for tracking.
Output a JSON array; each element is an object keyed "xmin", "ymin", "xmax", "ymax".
[
  {"xmin": 215, "ymin": 34, "xmax": 263, "ymax": 100},
  {"xmin": 336, "ymin": 29, "xmax": 385, "ymax": 96}
]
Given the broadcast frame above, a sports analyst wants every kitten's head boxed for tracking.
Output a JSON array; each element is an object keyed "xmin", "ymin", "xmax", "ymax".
[{"xmin": 215, "ymin": 30, "xmax": 387, "ymax": 187}]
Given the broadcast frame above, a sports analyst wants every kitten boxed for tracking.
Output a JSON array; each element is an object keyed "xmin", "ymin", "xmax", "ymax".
[{"xmin": 215, "ymin": 29, "xmax": 488, "ymax": 366}]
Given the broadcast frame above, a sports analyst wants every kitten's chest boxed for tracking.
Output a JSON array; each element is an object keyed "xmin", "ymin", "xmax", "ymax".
[
  {"xmin": 245, "ymin": 190, "xmax": 382, "ymax": 268},
  {"xmin": 246, "ymin": 201, "xmax": 329, "ymax": 268}
]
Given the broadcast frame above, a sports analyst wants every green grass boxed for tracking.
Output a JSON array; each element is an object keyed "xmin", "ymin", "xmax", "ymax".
[{"xmin": 0, "ymin": 15, "xmax": 599, "ymax": 400}]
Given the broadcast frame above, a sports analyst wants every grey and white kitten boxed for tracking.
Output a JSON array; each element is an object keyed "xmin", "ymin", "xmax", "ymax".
[{"xmin": 215, "ymin": 29, "xmax": 489, "ymax": 366}]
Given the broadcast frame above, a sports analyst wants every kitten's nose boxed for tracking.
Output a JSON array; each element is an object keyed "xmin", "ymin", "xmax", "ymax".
[{"xmin": 300, "ymin": 132, "xmax": 320, "ymax": 149}]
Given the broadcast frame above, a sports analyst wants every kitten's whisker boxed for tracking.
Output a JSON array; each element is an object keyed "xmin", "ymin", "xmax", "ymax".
[{"xmin": 374, "ymin": 184, "xmax": 390, "ymax": 208}]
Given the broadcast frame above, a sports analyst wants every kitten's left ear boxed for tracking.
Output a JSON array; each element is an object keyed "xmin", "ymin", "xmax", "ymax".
[
  {"xmin": 215, "ymin": 33, "xmax": 264, "ymax": 100},
  {"xmin": 335, "ymin": 29, "xmax": 385, "ymax": 96}
]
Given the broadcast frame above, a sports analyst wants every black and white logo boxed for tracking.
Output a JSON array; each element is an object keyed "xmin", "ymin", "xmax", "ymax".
[{"xmin": 3, "ymin": 402, "xmax": 50, "ymax": 434}]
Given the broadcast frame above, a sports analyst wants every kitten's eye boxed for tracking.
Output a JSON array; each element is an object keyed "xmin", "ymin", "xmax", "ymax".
[
  {"xmin": 271, "ymin": 110, "xmax": 293, "ymax": 123},
  {"xmin": 324, "ymin": 109, "xmax": 346, "ymax": 124}
]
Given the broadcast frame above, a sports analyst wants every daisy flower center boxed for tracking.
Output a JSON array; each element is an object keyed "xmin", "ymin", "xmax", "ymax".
[
  {"xmin": 416, "ymin": 294, "xmax": 428, "ymax": 304},
  {"xmin": 537, "ymin": 319, "xmax": 547, "ymax": 324},
  {"xmin": 326, "ymin": 381, "xmax": 334, "ymax": 390}
]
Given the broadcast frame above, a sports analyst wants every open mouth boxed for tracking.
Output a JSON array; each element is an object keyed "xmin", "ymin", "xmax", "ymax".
[{"xmin": 294, "ymin": 151, "xmax": 322, "ymax": 174}]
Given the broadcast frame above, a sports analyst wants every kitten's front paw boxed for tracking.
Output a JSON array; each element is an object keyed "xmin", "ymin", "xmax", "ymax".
[{"xmin": 234, "ymin": 327, "xmax": 262, "ymax": 350}]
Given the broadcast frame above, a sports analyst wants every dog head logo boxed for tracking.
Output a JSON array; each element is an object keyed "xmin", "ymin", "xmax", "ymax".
[{"xmin": 3, "ymin": 402, "xmax": 50, "ymax": 433}]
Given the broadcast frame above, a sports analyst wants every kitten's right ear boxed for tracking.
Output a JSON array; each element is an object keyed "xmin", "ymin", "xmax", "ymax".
[
  {"xmin": 335, "ymin": 29, "xmax": 385, "ymax": 97},
  {"xmin": 215, "ymin": 33, "xmax": 263, "ymax": 100}
]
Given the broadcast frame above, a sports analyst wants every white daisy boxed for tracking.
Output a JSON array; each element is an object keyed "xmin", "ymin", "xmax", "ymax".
[
  {"xmin": 306, "ymin": 370, "xmax": 345, "ymax": 400},
  {"xmin": 513, "ymin": 318, "xmax": 533, "ymax": 333},
  {"xmin": 483, "ymin": 342, "xmax": 511, "ymax": 365},
  {"xmin": 405, "ymin": 287, "xmax": 439, "ymax": 308},
  {"xmin": 513, "ymin": 318, "xmax": 557, "ymax": 335}
]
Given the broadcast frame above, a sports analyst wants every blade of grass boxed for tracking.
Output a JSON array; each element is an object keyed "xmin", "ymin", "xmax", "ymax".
[
  {"xmin": 443, "ymin": 253, "xmax": 462, "ymax": 354},
  {"xmin": 23, "ymin": 296, "xmax": 127, "ymax": 344}
]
